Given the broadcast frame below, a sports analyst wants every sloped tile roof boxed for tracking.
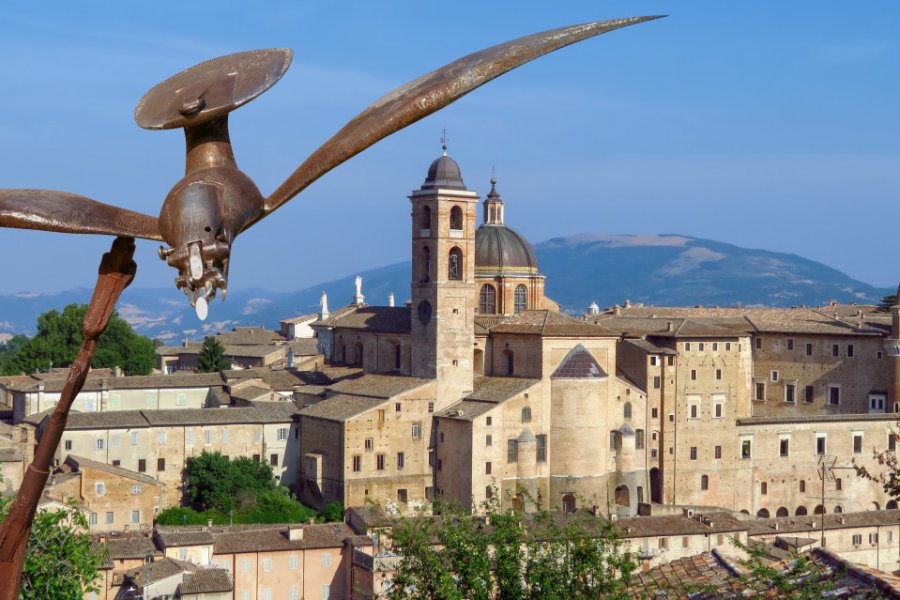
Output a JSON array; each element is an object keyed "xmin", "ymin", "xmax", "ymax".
[
  {"xmin": 178, "ymin": 568, "xmax": 233, "ymax": 594},
  {"xmin": 98, "ymin": 534, "xmax": 161, "ymax": 560},
  {"xmin": 318, "ymin": 305, "xmax": 411, "ymax": 334},
  {"xmin": 465, "ymin": 377, "xmax": 540, "ymax": 402},
  {"xmin": 326, "ymin": 374, "xmax": 431, "ymax": 399},
  {"xmin": 299, "ymin": 394, "xmax": 388, "ymax": 422},
  {"xmin": 66, "ymin": 455, "xmax": 161, "ymax": 486},
  {"xmin": 491, "ymin": 310, "xmax": 611, "ymax": 337}
]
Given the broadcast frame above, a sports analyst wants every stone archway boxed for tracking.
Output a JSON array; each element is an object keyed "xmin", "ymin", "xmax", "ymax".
[
  {"xmin": 776, "ymin": 507, "xmax": 788, "ymax": 517},
  {"xmin": 795, "ymin": 506, "xmax": 807, "ymax": 516},
  {"xmin": 756, "ymin": 508, "xmax": 770, "ymax": 518},
  {"xmin": 615, "ymin": 485, "xmax": 630, "ymax": 507},
  {"xmin": 562, "ymin": 494, "xmax": 576, "ymax": 512}
]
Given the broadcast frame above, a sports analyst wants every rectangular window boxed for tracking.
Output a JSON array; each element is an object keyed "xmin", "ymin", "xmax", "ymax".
[
  {"xmin": 131, "ymin": 510, "xmax": 140, "ymax": 524},
  {"xmin": 322, "ymin": 553, "xmax": 332, "ymax": 568},
  {"xmin": 486, "ymin": 434, "xmax": 492, "ymax": 446},
  {"xmin": 376, "ymin": 454, "xmax": 385, "ymax": 470},
  {"xmin": 712, "ymin": 342, "xmax": 718, "ymax": 352},
  {"xmin": 277, "ymin": 427, "xmax": 289, "ymax": 441},
  {"xmin": 263, "ymin": 557, "xmax": 272, "ymax": 572},
  {"xmin": 668, "ymin": 356, "xmax": 675, "ymax": 366},
  {"xmin": 132, "ymin": 484, "xmax": 141, "ymax": 495},
  {"xmin": 364, "ymin": 438, "xmax": 373, "ymax": 451},
  {"xmin": 106, "ymin": 512, "xmax": 114, "ymax": 525},
  {"xmin": 635, "ymin": 430, "xmax": 644, "ymax": 450},
  {"xmin": 111, "ymin": 434, "xmax": 119, "ymax": 448},
  {"xmin": 395, "ymin": 402, "xmax": 402, "ymax": 412},
  {"xmin": 222, "ymin": 428, "xmax": 229, "ymax": 443},
  {"xmin": 485, "ymin": 461, "xmax": 492, "ymax": 475},
  {"xmin": 853, "ymin": 434, "xmax": 863, "ymax": 454},
  {"xmin": 714, "ymin": 403, "xmax": 723, "ymax": 418},
  {"xmin": 785, "ymin": 384, "xmax": 795, "ymax": 403},
  {"xmin": 780, "ymin": 438, "xmax": 790, "ymax": 457},
  {"xmin": 64, "ymin": 440, "xmax": 72, "ymax": 451},
  {"xmin": 289, "ymin": 555, "xmax": 298, "ymax": 570},
  {"xmin": 352, "ymin": 455, "xmax": 361, "ymax": 472},
  {"xmin": 653, "ymin": 376, "xmax": 661, "ymax": 389},
  {"xmin": 321, "ymin": 585, "xmax": 330, "ymax": 600},
  {"xmin": 806, "ymin": 343, "xmax": 813, "ymax": 356},
  {"xmin": 805, "ymin": 385, "xmax": 814, "ymax": 403},
  {"xmin": 262, "ymin": 589, "xmax": 272, "ymax": 600},
  {"xmin": 852, "ymin": 534, "xmax": 862, "ymax": 545},
  {"xmin": 507, "ymin": 439, "xmax": 518, "ymax": 463},
  {"xmin": 270, "ymin": 454, "xmax": 279, "ymax": 467},
  {"xmin": 112, "ymin": 460, "xmax": 120, "ymax": 467},
  {"xmin": 651, "ymin": 408, "xmax": 658, "ymax": 419},
  {"xmin": 771, "ymin": 370, "xmax": 779, "ymax": 382},
  {"xmin": 690, "ymin": 370, "xmax": 697, "ymax": 381},
  {"xmin": 890, "ymin": 434, "xmax": 897, "ymax": 452},
  {"xmin": 242, "ymin": 558, "xmax": 251, "ymax": 573},
  {"xmin": 816, "ymin": 434, "xmax": 827, "ymax": 455},
  {"xmin": 714, "ymin": 446, "xmax": 722, "ymax": 459},
  {"xmin": 741, "ymin": 439, "xmax": 752, "ymax": 460},
  {"xmin": 186, "ymin": 430, "xmax": 194, "ymax": 444},
  {"xmin": 377, "ymin": 409, "xmax": 385, "ymax": 424},
  {"xmin": 698, "ymin": 343, "xmax": 705, "ymax": 352},
  {"xmin": 690, "ymin": 447, "xmax": 697, "ymax": 460},
  {"xmin": 847, "ymin": 344, "xmax": 854, "ymax": 357},
  {"xmin": 682, "ymin": 536, "xmax": 689, "ymax": 548},
  {"xmin": 684, "ymin": 342, "xmax": 691, "ymax": 351},
  {"xmin": 659, "ymin": 537, "xmax": 669, "ymax": 549},
  {"xmin": 177, "ymin": 392, "xmax": 186, "ymax": 406},
  {"xmin": 690, "ymin": 404, "xmax": 698, "ymax": 419},
  {"xmin": 755, "ymin": 338, "xmax": 761, "ymax": 349},
  {"xmin": 787, "ymin": 339, "xmax": 794, "ymax": 350},
  {"xmin": 836, "ymin": 478, "xmax": 842, "ymax": 491},
  {"xmin": 89, "ymin": 513, "xmax": 97, "ymax": 526},
  {"xmin": 725, "ymin": 342, "xmax": 731, "ymax": 351},
  {"xmin": 715, "ymin": 369, "xmax": 722, "ymax": 380},
  {"xmin": 760, "ymin": 482, "xmax": 767, "ymax": 495},
  {"xmin": 157, "ymin": 458, "xmax": 165, "ymax": 471},
  {"xmin": 650, "ymin": 356, "xmax": 657, "ymax": 366},
  {"xmin": 536, "ymin": 434, "xmax": 547, "ymax": 462},
  {"xmin": 828, "ymin": 386, "xmax": 840, "ymax": 406},
  {"xmin": 428, "ymin": 401, "xmax": 434, "ymax": 413},
  {"xmin": 157, "ymin": 431, "xmax": 166, "ymax": 445},
  {"xmin": 138, "ymin": 459, "xmax": 146, "ymax": 472},
  {"xmin": 486, "ymin": 416, "xmax": 492, "ymax": 426},
  {"xmin": 289, "ymin": 587, "xmax": 299, "ymax": 600},
  {"xmin": 96, "ymin": 438, "xmax": 105, "ymax": 450},
  {"xmin": 832, "ymin": 344, "xmax": 839, "ymax": 357},
  {"xmin": 397, "ymin": 452, "xmax": 405, "ymax": 469},
  {"xmin": 205, "ymin": 430, "xmax": 213, "ymax": 444},
  {"xmin": 412, "ymin": 422, "xmax": 422, "ymax": 440},
  {"xmin": 95, "ymin": 482, "xmax": 106, "ymax": 496},
  {"xmin": 755, "ymin": 383, "xmax": 765, "ymax": 401}
]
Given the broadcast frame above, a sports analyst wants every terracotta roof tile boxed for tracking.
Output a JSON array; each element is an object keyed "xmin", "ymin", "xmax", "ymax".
[
  {"xmin": 326, "ymin": 374, "xmax": 431, "ymax": 399},
  {"xmin": 178, "ymin": 568, "xmax": 233, "ymax": 594},
  {"xmin": 465, "ymin": 377, "xmax": 540, "ymax": 402}
]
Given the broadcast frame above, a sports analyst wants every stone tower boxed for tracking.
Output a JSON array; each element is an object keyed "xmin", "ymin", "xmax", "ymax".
[{"xmin": 409, "ymin": 148, "xmax": 478, "ymax": 408}]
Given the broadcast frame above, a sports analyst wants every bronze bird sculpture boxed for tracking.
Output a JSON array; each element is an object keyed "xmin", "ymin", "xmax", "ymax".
[{"xmin": 0, "ymin": 17, "xmax": 661, "ymax": 320}]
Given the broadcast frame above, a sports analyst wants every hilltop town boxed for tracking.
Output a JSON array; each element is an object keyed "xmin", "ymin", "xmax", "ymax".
[{"xmin": 1, "ymin": 151, "xmax": 899, "ymax": 598}]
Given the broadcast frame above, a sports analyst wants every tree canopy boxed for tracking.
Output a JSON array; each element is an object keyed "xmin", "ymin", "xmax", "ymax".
[
  {"xmin": 185, "ymin": 450, "xmax": 277, "ymax": 513},
  {"xmin": 386, "ymin": 495, "xmax": 636, "ymax": 600},
  {"xmin": 0, "ymin": 304, "xmax": 155, "ymax": 376},
  {"xmin": 0, "ymin": 495, "xmax": 106, "ymax": 599},
  {"xmin": 197, "ymin": 335, "xmax": 231, "ymax": 373}
]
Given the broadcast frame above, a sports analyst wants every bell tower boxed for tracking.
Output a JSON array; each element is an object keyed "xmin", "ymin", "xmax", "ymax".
[{"xmin": 410, "ymin": 145, "xmax": 478, "ymax": 407}]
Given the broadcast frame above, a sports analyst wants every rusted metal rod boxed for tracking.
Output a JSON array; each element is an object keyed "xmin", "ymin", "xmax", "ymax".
[{"xmin": 0, "ymin": 236, "xmax": 136, "ymax": 599}]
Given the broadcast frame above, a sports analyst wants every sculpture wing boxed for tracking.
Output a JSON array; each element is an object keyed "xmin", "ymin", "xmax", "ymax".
[
  {"xmin": 0, "ymin": 190, "xmax": 163, "ymax": 241},
  {"xmin": 252, "ymin": 16, "xmax": 664, "ymax": 228}
]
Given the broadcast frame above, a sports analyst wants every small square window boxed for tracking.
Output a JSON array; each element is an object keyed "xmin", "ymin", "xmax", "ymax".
[
  {"xmin": 395, "ymin": 402, "xmax": 402, "ymax": 412},
  {"xmin": 770, "ymin": 371, "xmax": 779, "ymax": 382}
]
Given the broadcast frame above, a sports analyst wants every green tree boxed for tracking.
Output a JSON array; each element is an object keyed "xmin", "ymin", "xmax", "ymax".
[
  {"xmin": 878, "ymin": 294, "xmax": 897, "ymax": 312},
  {"xmin": 0, "ymin": 334, "xmax": 29, "ymax": 373},
  {"xmin": 185, "ymin": 451, "xmax": 275, "ymax": 512},
  {"xmin": 197, "ymin": 335, "xmax": 231, "ymax": 373},
  {"xmin": 0, "ymin": 304, "xmax": 155, "ymax": 376},
  {"xmin": 386, "ymin": 494, "xmax": 635, "ymax": 600},
  {"xmin": 0, "ymin": 494, "xmax": 106, "ymax": 599}
]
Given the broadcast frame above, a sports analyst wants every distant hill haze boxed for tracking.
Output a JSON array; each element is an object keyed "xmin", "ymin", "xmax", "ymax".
[{"xmin": 0, "ymin": 234, "xmax": 891, "ymax": 343}]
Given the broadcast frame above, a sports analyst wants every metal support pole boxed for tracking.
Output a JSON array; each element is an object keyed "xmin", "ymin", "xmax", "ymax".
[{"xmin": 0, "ymin": 237, "xmax": 136, "ymax": 599}]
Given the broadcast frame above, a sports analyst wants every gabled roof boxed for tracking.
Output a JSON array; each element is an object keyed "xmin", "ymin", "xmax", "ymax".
[
  {"xmin": 326, "ymin": 374, "xmax": 431, "ymax": 399},
  {"xmin": 299, "ymin": 394, "xmax": 388, "ymax": 422},
  {"xmin": 126, "ymin": 557, "xmax": 196, "ymax": 587},
  {"xmin": 491, "ymin": 310, "xmax": 612, "ymax": 337},
  {"xmin": 178, "ymin": 568, "xmax": 233, "ymax": 595},
  {"xmin": 465, "ymin": 377, "xmax": 540, "ymax": 402},
  {"xmin": 551, "ymin": 345, "xmax": 608, "ymax": 379}
]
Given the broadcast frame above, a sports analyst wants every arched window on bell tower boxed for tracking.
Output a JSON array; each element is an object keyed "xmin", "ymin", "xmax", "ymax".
[
  {"xmin": 421, "ymin": 205, "xmax": 432, "ymax": 232},
  {"xmin": 450, "ymin": 205, "xmax": 463, "ymax": 231},
  {"xmin": 421, "ymin": 246, "xmax": 431, "ymax": 283},
  {"xmin": 448, "ymin": 247, "xmax": 463, "ymax": 281},
  {"xmin": 514, "ymin": 284, "xmax": 527, "ymax": 313},
  {"xmin": 479, "ymin": 284, "xmax": 496, "ymax": 314}
]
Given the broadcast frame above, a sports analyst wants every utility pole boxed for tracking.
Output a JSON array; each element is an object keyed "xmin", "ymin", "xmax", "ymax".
[{"xmin": 810, "ymin": 454, "xmax": 856, "ymax": 547}]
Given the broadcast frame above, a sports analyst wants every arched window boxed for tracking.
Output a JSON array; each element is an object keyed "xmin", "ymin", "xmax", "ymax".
[
  {"xmin": 756, "ymin": 508, "xmax": 770, "ymax": 518},
  {"xmin": 700, "ymin": 475, "xmax": 709, "ymax": 491},
  {"xmin": 512, "ymin": 493, "xmax": 525, "ymax": 512},
  {"xmin": 448, "ymin": 247, "xmax": 463, "ymax": 281},
  {"xmin": 833, "ymin": 505, "xmax": 843, "ymax": 513},
  {"xmin": 421, "ymin": 205, "xmax": 432, "ymax": 231},
  {"xmin": 887, "ymin": 500, "xmax": 898, "ymax": 510},
  {"xmin": 514, "ymin": 284, "xmax": 527, "ymax": 313},
  {"xmin": 871, "ymin": 502, "xmax": 881, "ymax": 511},
  {"xmin": 814, "ymin": 505, "xmax": 826, "ymax": 515},
  {"xmin": 421, "ymin": 246, "xmax": 431, "ymax": 283},
  {"xmin": 776, "ymin": 507, "xmax": 789, "ymax": 517},
  {"xmin": 795, "ymin": 506, "xmax": 808, "ymax": 516},
  {"xmin": 450, "ymin": 205, "xmax": 463, "ymax": 230},
  {"xmin": 479, "ymin": 285, "xmax": 496, "ymax": 314},
  {"xmin": 521, "ymin": 407, "xmax": 531, "ymax": 423},
  {"xmin": 623, "ymin": 402, "xmax": 632, "ymax": 419}
]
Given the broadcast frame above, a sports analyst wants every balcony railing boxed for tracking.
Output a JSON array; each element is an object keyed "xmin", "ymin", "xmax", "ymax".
[{"xmin": 449, "ymin": 228, "xmax": 463, "ymax": 238}]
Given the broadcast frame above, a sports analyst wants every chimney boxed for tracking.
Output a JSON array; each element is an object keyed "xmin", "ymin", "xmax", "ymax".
[
  {"xmin": 124, "ymin": 524, "xmax": 129, "ymax": 532},
  {"xmin": 667, "ymin": 321, "xmax": 674, "ymax": 333},
  {"xmin": 113, "ymin": 366, "xmax": 123, "ymax": 378},
  {"xmin": 288, "ymin": 526, "xmax": 304, "ymax": 541},
  {"xmin": 99, "ymin": 536, "xmax": 107, "ymax": 545},
  {"xmin": 811, "ymin": 520, "xmax": 817, "ymax": 528},
  {"xmin": 388, "ymin": 292, "xmax": 395, "ymax": 307},
  {"xmin": 773, "ymin": 523, "xmax": 779, "ymax": 531},
  {"xmin": 624, "ymin": 299, "xmax": 632, "ymax": 308},
  {"xmin": 206, "ymin": 519, "xmax": 213, "ymax": 531}
]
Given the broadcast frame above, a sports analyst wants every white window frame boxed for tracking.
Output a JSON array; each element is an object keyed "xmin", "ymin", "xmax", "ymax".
[
  {"xmin": 95, "ymin": 482, "xmax": 106, "ymax": 496},
  {"xmin": 132, "ymin": 484, "xmax": 141, "ymax": 495},
  {"xmin": 289, "ymin": 554, "xmax": 298, "ymax": 570},
  {"xmin": 130, "ymin": 432, "xmax": 139, "ymax": 446},
  {"xmin": 262, "ymin": 557, "xmax": 272, "ymax": 572},
  {"xmin": 816, "ymin": 432, "xmax": 827, "ymax": 455},
  {"xmin": 205, "ymin": 430, "xmax": 213, "ymax": 444},
  {"xmin": 277, "ymin": 427, "xmax": 289, "ymax": 441},
  {"xmin": 96, "ymin": 438, "xmax": 105, "ymax": 450},
  {"xmin": 784, "ymin": 382, "xmax": 797, "ymax": 403},
  {"xmin": 770, "ymin": 370, "xmax": 779, "ymax": 382},
  {"xmin": 322, "ymin": 552, "xmax": 332, "ymax": 568},
  {"xmin": 241, "ymin": 558, "xmax": 251, "ymax": 573}
]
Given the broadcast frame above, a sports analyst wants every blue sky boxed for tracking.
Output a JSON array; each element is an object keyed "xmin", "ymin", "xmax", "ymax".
[{"xmin": 1, "ymin": 1, "xmax": 898, "ymax": 299}]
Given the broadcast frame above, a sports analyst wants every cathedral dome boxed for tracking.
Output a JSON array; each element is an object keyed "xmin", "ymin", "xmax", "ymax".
[
  {"xmin": 421, "ymin": 153, "xmax": 467, "ymax": 190},
  {"xmin": 475, "ymin": 179, "xmax": 540, "ymax": 276}
]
